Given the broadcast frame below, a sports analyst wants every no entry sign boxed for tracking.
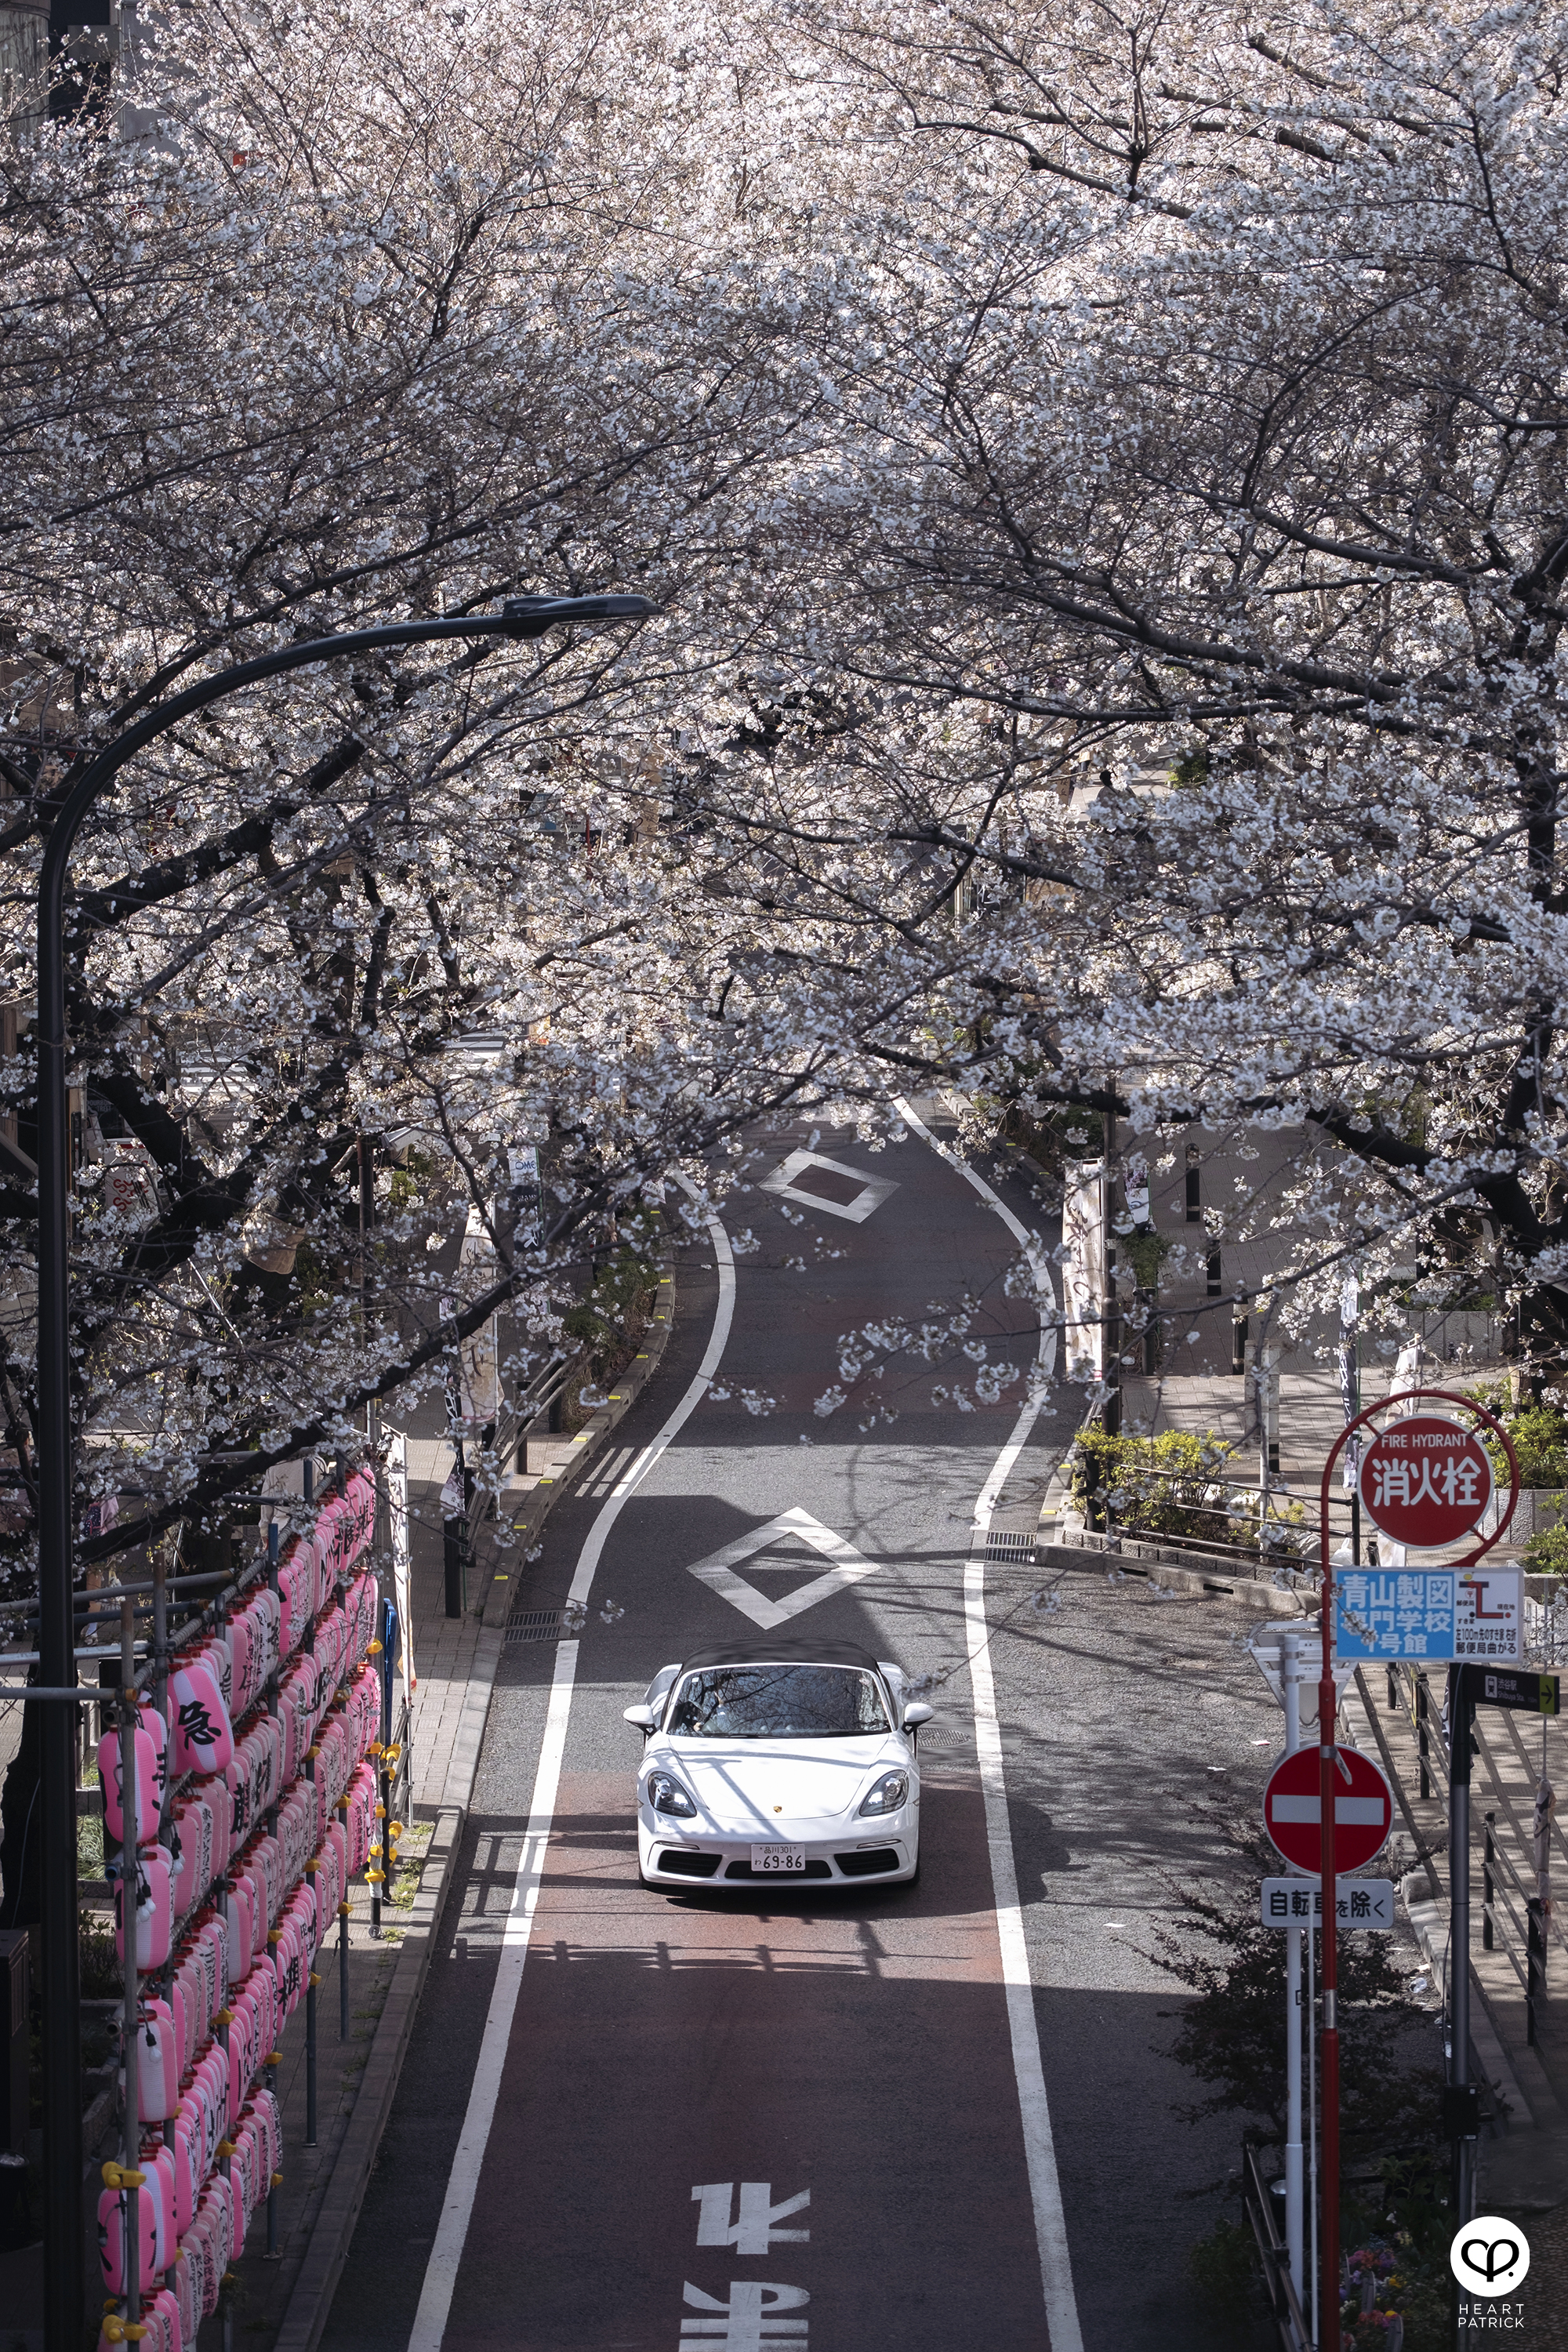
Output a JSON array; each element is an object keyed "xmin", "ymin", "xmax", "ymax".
[
  {"xmin": 1261, "ymin": 1745, "xmax": 1394, "ymax": 1873},
  {"xmin": 1357, "ymin": 1416, "xmax": 1492, "ymax": 1549}
]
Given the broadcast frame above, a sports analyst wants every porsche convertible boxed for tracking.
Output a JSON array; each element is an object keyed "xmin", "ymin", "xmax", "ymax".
[{"xmin": 623, "ymin": 1637, "xmax": 931, "ymax": 1891}]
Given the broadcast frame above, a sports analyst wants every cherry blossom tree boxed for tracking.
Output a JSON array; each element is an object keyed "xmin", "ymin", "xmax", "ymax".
[
  {"xmin": 0, "ymin": 0, "xmax": 872, "ymax": 1590},
  {"xmin": 700, "ymin": 0, "xmax": 1568, "ymax": 1368}
]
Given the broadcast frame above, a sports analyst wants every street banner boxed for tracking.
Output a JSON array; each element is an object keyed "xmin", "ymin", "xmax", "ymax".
[
  {"xmin": 387, "ymin": 1428, "xmax": 415, "ymax": 1695},
  {"xmin": 1333, "ymin": 1566, "xmax": 1523, "ymax": 1664},
  {"xmin": 1261, "ymin": 1878, "xmax": 1395, "ymax": 1930},
  {"xmin": 1338, "ymin": 1277, "xmax": 1360, "ymax": 1493},
  {"xmin": 510, "ymin": 1142, "xmax": 543, "ymax": 1243},
  {"xmin": 1061, "ymin": 1159, "xmax": 1105, "ymax": 1381}
]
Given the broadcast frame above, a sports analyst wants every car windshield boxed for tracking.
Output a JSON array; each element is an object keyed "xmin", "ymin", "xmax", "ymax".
[{"xmin": 666, "ymin": 1664, "xmax": 890, "ymax": 1740}]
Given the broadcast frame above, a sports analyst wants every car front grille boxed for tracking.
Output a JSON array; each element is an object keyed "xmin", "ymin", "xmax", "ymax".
[
  {"xmin": 656, "ymin": 1849, "xmax": 721, "ymax": 1878},
  {"xmin": 833, "ymin": 1849, "xmax": 901, "ymax": 1878}
]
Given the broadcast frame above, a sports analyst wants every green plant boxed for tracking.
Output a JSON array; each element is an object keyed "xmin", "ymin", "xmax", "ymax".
[
  {"xmin": 1391, "ymin": 2279, "xmax": 1451, "ymax": 2350},
  {"xmin": 385, "ymin": 1147, "xmax": 435, "ymax": 1209},
  {"xmin": 1495, "ymin": 1405, "xmax": 1568, "ymax": 1487},
  {"xmin": 1187, "ymin": 2216, "xmax": 1258, "ymax": 2327},
  {"xmin": 77, "ymin": 1806, "xmax": 103, "ymax": 1880},
  {"xmin": 1523, "ymin": 1520, "xmax": 1568, "ymax": 1573},
  {"xmin": 1069, "ymin": 1426, "xmax": 1305, "ymax": 1555},
  {"xmin": 1120, "ymin": 1229, "xmax": 1171, "ymax": 1289},
  {"xmin": 1150, "ymin": 1807, "xmax": 1440, "ymax": 2152},
  {"xmin": 1467, "ymin": 1382, "xmax": 1568, "ymax": 1487},
  {"xmin": 1169, "ymin": 745, "xmax": 1210, "ymax": 789},
  {"xmin": 78, "ymin": 1908, "xmax": 121, "ymax": 1998},
  {"xmin": 562, "ymin": 1245, "xmax": 657, "ymax": 1359}
]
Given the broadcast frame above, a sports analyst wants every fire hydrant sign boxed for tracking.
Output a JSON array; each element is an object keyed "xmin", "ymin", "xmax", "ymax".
[
  {"xmin": 1356, "ymin": 1416, "xmax": 1492, "ymax": 1548},
  {"xmin": 1333, "ymin": 1567, "xmax": 1523, "ymax": 1664}
]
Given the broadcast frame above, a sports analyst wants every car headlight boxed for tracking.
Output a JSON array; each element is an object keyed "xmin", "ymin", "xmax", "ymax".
[
  {"xmin": 858, "ymin": 1769, "xmax": 909, "ymax": 1817},
  {"xmin": 647, "ymin": 1770, "xmax": 698, "ymax": 1818}
]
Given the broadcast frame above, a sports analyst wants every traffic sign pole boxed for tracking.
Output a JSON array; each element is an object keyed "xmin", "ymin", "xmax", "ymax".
[
  {"xmin": 1317, "ymin": 1639, "xmax": 1341, "ymax": 2345},
  {"xmin": 1282, "ymin": 1629, "xmax": 1305, "ymax": 2307},
  {"xmin": 1315, "ymin": 1386, "xmax": 1519, "ymax": 2352},
  {"xmin": 1450, "ymin": 1663, "xmax": 1478, "ymax": 2239}
]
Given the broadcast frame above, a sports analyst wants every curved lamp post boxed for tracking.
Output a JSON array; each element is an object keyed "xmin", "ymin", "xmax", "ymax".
[{"xmin": 36, "ymin": 593, "xmax": 654, "ymax": 2347}]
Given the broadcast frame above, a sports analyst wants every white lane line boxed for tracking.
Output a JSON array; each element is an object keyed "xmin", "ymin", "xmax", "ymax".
[
  {"xmin": 903, "ymin": 1108, "xmax": 1083, "ymax": 2352},
  {"xmin": 405, "ymin": 1639, "xmax": 577, "ymax": 2352},
  {"xmin": 568, "ymin": 1181, "xmax": 735, "ymax": 1607},
  {"xmin": 895, "ymin": 1094, "xmax": 1058, "ymax": 1379},
  {"xmin": 964, "ymin": 1549, "xmax": 1084, "ymax": 2352},
  {"xmin": 405, "ymin": 1177, "xmax": 735, "ymax": 2352}
]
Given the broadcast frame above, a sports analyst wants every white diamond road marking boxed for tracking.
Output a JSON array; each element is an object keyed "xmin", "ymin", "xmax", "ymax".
[
  {"xmin": 757, "ymin": 1149, "xmax": 898, "ymax": 1224},
  {"xmin": 686, "ymin": 1507, "xmax": 879, "ymax": 1629}
]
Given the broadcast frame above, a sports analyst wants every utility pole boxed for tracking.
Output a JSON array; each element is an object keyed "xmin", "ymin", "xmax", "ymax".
[
  {"xmin": 1102, "ymin": 1098, "xmax": 1121, "ymax": 1437},
  {"xmin": 1449, "ymin": 1664, "xmax": 1479, "ymax": 2226},
  {"xmin": 1316, "ymin": 1599, "xmax": 1341, "ymax": 2340},
  {"xmin": 1255, "ymin": 1341, "xmax": 1281, "ymax": 1553}
]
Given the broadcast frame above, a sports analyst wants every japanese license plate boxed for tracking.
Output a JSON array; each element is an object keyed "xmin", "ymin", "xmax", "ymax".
[{"xmin": 750, "ymin": 1844, "xmax": 806, "ymax": 1872}]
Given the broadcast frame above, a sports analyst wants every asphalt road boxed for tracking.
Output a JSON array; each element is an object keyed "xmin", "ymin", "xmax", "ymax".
[{"xmin": 321, "ymin": 1102, "xmax": 1280, "ymax": 2352}]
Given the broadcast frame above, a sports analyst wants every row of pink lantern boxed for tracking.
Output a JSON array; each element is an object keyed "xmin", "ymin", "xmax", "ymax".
[
  {"xmin": 100, "ymin": 2086, "xmax": 281, "ymax": 2346},
  {"xmin": 97, "ymin": 1468, "xmax": 380, "ymax": 2350}
]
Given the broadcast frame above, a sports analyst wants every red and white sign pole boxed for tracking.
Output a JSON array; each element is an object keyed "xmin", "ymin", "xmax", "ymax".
[{"xmin": 1315, "ymin": 1386, "xmax": 1518, "ymax": 2347}]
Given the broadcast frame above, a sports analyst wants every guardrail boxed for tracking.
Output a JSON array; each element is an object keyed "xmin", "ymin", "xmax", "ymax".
[
  {"xmin": 1386, "ymin": 1661, "xmax": 1562, "ymax": 2037},
  {"xmin": 1240, "ymin": 2138, "xmax": 1312, "ymax": 2352}
]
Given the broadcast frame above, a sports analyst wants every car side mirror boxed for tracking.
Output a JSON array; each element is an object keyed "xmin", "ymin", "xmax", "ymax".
[
  {"xmin": 902, "ymin": 1703, "xmax": 934, "ymax": 1729},
  {"xmin": 622, "ymin": 1704, "xmax": 657, "ymax": 1733}
]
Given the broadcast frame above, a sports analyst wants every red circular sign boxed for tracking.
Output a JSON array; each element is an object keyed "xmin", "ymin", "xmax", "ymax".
[
  {"xmin": 1357, "ymin": 1415, "xmax": 1493, "ymax": 1549},
  {"xmin": 1262, "ymin": 1745, "xmax": 1394, "ymax": 1873}
]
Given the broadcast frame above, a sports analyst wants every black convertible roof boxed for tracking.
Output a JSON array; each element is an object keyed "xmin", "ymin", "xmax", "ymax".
[{"xmin": 677, "ymin": 1638, "xmax": 887, "ymax": 1675}]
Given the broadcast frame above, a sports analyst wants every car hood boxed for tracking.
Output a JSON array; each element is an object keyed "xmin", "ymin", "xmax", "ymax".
[{"xmin": 653, "ymin": 1737, "xmax": 901, "ymax": 1825}]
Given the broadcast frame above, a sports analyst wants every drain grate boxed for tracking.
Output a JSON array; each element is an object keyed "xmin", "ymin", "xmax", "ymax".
[
  {"xmin": 985, "ymin": 1529, "xmax": 1039, "ymax": 1559},
  {"xmin": 914, "ymin": 1726, "xmax": 967, "ymax": 1750},
  {"xmin": 506, "ymin": 1610, "xmax": 565, "ymax": 1644}
]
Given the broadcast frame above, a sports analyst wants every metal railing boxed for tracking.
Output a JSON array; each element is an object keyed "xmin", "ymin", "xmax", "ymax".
[
  {"xmin": 1068, "ymin": 1454, "xmax": 1313, "ymax": 1577},
  {"xmin": 1240, "ymin": 2139, "xmax": 1312, "ymax": 2352},
  {"xmin": 1386, "ymin": 1663, "xmax": 1561, "ymax": 2038}
]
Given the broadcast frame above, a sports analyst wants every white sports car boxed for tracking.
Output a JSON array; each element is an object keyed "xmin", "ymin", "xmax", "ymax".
[{"xmin": 624, "ymin": 1638, "xmax": 931, "ymax": 1891}]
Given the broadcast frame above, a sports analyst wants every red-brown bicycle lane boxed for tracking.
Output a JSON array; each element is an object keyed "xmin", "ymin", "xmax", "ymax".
[{"xmin": 436, "ymin": 1766, "xmax": 1048, "ymax": 2352}]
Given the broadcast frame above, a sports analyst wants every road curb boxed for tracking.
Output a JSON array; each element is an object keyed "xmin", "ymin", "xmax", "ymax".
[
  {"xmin": 1049, "ymin": 1529, "xmax": 1309, "ymax": 1614},
  {"xmin": 273, "ymin": 1804, "xmax": 464, "ymax": 2352},
  {"xmin": 474, "ymin": 1236, "xmax": 679, "ymax": 1638},
  {"xmin": 274, "ymin": 1231, "xmax": 681, "ymax": 2347}
]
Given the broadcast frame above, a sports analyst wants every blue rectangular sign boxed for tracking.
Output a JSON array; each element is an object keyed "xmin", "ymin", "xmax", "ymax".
[{"xmin": 1332, "ymin": 1567, "xmax": 1522, "ymax": 1664}]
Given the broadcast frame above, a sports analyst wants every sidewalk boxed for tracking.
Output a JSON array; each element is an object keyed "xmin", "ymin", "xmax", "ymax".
[
  {"xmin": 1119, "ymin": 1360, "xmax": 1398, "ymax": 1494},
  {"xmin": 1349, "ymin": 1659, "xmax": 1568, "ymax": 2211},
  {"xmin": 218, "ymin": 1246, "xmax": 679, "ymax": 2352}
]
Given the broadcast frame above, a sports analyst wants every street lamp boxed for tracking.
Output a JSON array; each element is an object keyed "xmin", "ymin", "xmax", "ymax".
[{"xmin": 35, "ymin": 593, "xmax": 654, "ymax": 2349}]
